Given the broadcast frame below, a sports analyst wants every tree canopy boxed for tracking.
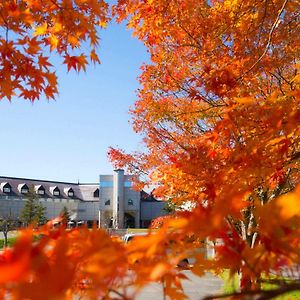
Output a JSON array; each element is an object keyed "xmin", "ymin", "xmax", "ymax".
[
  {"xmin": 0, "ymin": 213, "xmax": 17, "ymax": 248},
  {"xmin": 0, "ymin": 0, "xmax": 108, "ymax": 100},
  {"xmin": 110, "ymin": 0, "xmax": 300, "ymax": 296},
  {"xmin": 0, "ymin": 0, "xmax": 299, "ymax": 299}
]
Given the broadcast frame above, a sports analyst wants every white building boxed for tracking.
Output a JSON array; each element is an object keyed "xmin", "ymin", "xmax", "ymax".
[
  {"xmin": 0, "ymin": 170, "xmax": 166, "ymax": 228},
  {"xmin": 99, "ymin": 169, "xmax": 141, "ymax": 228}
]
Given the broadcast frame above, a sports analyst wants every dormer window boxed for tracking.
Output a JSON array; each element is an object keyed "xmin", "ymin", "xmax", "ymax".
[
  {"xmin": 3, "ymin": 187, "xmax": 11, "ymax": 193},
  {"xmin": 93, "ymin": 188, "xmax": 99, "ymax": 198},
  {"xmin": 67, "ymin": 188, "xmax": 74, "ymax": 197},
  {"xmin": 105, "ymin": 199, "xmax": 110, "ymax": 206},
  {"xmin": 64, "ymin": 187, "xmax": 74, "ymax": 197},
  {"xmin": 1, "ymin": 182, "xmax": 11, "ymax": 194},
  {"xmin": 35, "ymin": 185, "xmax": 45, "ymax": 196},
  {"xmin": 18, "ymin": 183, "xmax": 29, "ymax": 194},
  {"xmin": 50, "ymin": 186, "xmax": 60, "ymax": 197}
]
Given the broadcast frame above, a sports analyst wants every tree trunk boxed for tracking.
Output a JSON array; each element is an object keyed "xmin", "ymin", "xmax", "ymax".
[{"xmin": 3, "ymin": 231, "xmax": 8, "ymax": 248}]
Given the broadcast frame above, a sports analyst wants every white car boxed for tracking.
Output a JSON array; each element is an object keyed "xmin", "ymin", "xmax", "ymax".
[
  {"xmin": 122, "ymin": 232, "xmax": 148, "ymax": 243},
  {"xmin": 122, "ymin": 232, "xmax": 189, "ymax": 268}
]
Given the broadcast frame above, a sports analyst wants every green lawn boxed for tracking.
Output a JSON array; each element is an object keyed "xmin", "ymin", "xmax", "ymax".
[
  {"xmin": 0, "ymin": 236, "xmax": 18, "ymax": 248},
  {"xmin": 220, "ymin": 270, "xmax": 239, "ymax": 294},
  {"xmin": 220, "ymin": 271, "xmax": 300, "ymax": 299},
  {"xmin": 263, "ymin": 279, "xmax": 300, "ymax": 299}
]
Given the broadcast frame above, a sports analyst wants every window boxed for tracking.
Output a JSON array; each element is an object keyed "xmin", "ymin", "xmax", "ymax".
[
  {"xmin": 100, "ymin": 181, "xmax": 113, "ymax": 187},
  {"xmin": 3, "ymin": 187, "xmax": 11, "ymax": 193},
  {"xmin": 35, "ymin": 185, "xmax": 45, "ymax": 195},
  {"xmin": 93, "ymin": 188, "xmax": 99, "ymax": 198},
  {"xmin": 64, "ymin": 187, "xmax": 74, "ymax": 197},
  {"xmin": 105, "ymin": 199, "xmax": 110, "ymax": 206},
  {"xmin": 124, "ymin": 181, "xmax": 133, "ymax": 187},
  {"xmin": 1, "ymin": 183, "xmax": 11, "ymax": 193},
  {"xmin": 128, "ymin": 199, "xmax": 134, "ymax": 205},
  {"xmin": 53, "ymin": 190, "xmax": 60, "ymax": 196},
  {"xmin": 18, "ymin": 184, "xmax": 29, "ymax": 194},
  {"xmin": 51, "ymin": 186, "xmax": 60, "ymax": 196}
]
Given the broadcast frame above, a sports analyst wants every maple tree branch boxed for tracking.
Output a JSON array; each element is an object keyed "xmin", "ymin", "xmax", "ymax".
[
  {"xmin": 108, "ymin": 288, "xmax": 130, "ymax": 300},
  {"xmin": 164, "ymin": 68, "xmax": 224, "ymax": 108},
  {"xmin": 0, "ymin": 10, "xmax": 9, "ymax": 43},
  {"xmin": 256, "ymin": 0, "xmax": 269, "ymax": 47},
  {"xmin": 49, "ymin": 0, "xmax": 63, "ymax": 10},
  {"xmin": 268, "ymin": 68, "xmax": 295, "ymax": 91},
  {"xmin": 127, "ymin": 162, "xmax": 149, "ymax": 176},
  {"xmin": 271, "ymin": 73, "xmax": 287, "ymax": 96},
  {"xmin": 172, "ymin": 43, "xmax": 202, "ymax": 50},
  {"xmin": 156, "ymin": 122, "xmax": 190, "ymax": 152},
  {"xmin": 290, "ymin": 151, "xmax": 300, "ymax": 162},
  {"xmin": 177, "ymin": 24, "xmax": 202, "ymax": 50},
  {"xmin": 175, "ymin": 0, "xmax": 202, "ymax": 50},
  {"xmin": 239, "ymin": 0, "xmax": 289, "ymax": 78}
]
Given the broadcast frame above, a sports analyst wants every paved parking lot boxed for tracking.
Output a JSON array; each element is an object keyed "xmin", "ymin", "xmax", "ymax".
[{"xmin": 136, "ymin": 271, "xmax": 223, "ymax": 300}]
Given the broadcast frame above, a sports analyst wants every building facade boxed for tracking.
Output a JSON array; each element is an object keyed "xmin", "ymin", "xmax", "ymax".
[
  {"xmin": 99, "ymin": 169, "xmax": 141, "ymax": 228},
  {"xmin": 0, "ymin": 170, "xmax": 166, "ymax": 228}
]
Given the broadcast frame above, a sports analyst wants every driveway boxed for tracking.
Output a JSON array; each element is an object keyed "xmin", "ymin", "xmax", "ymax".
[{"xmin": 136, "ymin": 271, "xmax": 223, "ymax": 300}]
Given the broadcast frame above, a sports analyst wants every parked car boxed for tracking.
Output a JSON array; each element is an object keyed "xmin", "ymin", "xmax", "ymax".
[
  {"xmin": 122, "ymin": 232, "xmax": 148, "ymax": 243},
  {"xmin": 122, "ymin": 232, "xmax": 190, "ymax": 268}
]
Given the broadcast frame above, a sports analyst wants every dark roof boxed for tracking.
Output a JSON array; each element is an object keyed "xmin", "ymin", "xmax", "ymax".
[
  {"xmin": 0, "ymin": 176, "xmax": 99, "ymax": 201},
  {"xmin": 140, "ymin": 190, "xmax": 162, "ymax": 202},
  {"xmin": 0, "ymin": 182, "xmax": 11, "ymax": 189},
  {"xmin": 0, "ymin": 176, "xmax": 79, "ymax": 185},
  {"xmin": 78, "ymin": 184, "xmax": 100, "ymax": 201},
  {"xmin": 35, "ymin": 185, "xmax": 45, "ymax": 191}
]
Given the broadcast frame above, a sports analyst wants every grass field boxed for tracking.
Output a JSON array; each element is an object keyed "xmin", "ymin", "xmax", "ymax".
[
  {"xmin": 0, "ymin": 236, "xmax": 17, "ymax": 248},
  {"xmin": 221, "ymin": 271, "xmax": 300, "ymax": 299}
]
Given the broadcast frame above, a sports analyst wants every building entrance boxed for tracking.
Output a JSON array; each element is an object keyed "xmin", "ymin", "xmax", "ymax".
[{"xmin": 124, "ymin": 213, "xmax": 135, "ymax": 228}]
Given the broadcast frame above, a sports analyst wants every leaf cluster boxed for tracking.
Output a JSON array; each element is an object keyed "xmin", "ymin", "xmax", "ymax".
[
  {"xmin": 0, "ymin": 0, "xmax": 300, "ymax": 298},
  {"xmin": 0, "ymin": 0, "xmax": 109, "ymax": 100}
]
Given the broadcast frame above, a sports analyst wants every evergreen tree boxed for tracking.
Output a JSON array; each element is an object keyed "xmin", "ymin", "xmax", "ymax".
[
  {"xmin": 35, "ymin": 204, "xmax": 47, "ymax": 225},
  {"xmin": 20, "ymin": 186, "xmax": 46, "ymax": 226},
  {"xmin": 60, "ymin": 206, "xmax": 70, "ymax": 225}
]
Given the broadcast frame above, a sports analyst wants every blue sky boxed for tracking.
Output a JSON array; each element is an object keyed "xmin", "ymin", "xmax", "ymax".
[{"xmin": 0, "ymin": 22, "xmax": 149, "ymax": 183}]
